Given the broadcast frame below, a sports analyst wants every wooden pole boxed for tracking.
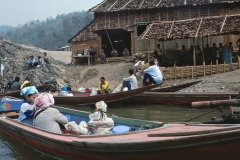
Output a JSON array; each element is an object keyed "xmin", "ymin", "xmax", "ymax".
[
  {"xmin": 229, "ymin": 96, "xmax": 233, "ymax": 115},
  {"xmin": 193, "ymin": 38, "xmax": 196, "ymax": 66},
  {"xmin": 203, "ymin": 62, "xmax": 206, "ymax": 76},
  {"xmin": 181, "ymin": 67, "xmax": 183, "ymax": 79},
  {"xmin": 187, "ymin": 66, "xmax": 189, "ymax": 79},
  {"xmin": 174, "ymin": 63, "xmax": 176, "ymax": 79},
  {"xmin": 192, "ymin": 99, "xmax": 240, "ymax": 108},
  {"xmin": 192, "ymin": 66, "xmax": 194, "ymax": 78},
  {"xmin": 224, "ymin": 61, "xmax": 226, "ymax": 73},
  {"xmin": 148, "ymin": 40, "xmax": 150, "ymax": 62},
  {"xmin": 216, "ymin": 59, "xmax": 218, "ymax": 74},
  {"xmin": 202, "ymin": 37, "xmax": 205, "ymax": 64},
  {"xmin": 238, "ymin": 56, "xmax": 240, "ymax": 69},
  {"xmin": 105, "ymin": 30, "xmax": 114, "ymax": 51},
  {"xmin": 210, "ymin": 61, "xmax": 212, "ymax": 75}
]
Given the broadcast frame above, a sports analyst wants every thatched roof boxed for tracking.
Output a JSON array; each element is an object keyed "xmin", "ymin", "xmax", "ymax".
[
  {"xmin": 140, "ymin": 14, "xmax": 240, "ymax": 40},
  {"xmin": 68, "ymin": 20, "xmax": 97, "ymax": 43},
  {"xmin": 89, "ymin": 0, "xmax": 240, "ymax": 13}
]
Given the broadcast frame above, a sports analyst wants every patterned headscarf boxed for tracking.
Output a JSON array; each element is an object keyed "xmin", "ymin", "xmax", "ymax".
[
  {"xmin": 20, "ymin": 86, "xmax": 38, "ymax": 97},
  {"xmin": 34, "ymin": 93, "xmax": 54, "ymax": 110}
]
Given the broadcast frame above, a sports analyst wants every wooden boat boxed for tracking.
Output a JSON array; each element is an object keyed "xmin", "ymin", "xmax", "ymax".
[
  {"xmin": 123, "ymin": 92, "xmax": 240, "ymax": 106},
  {"xmin": 0, "ymin": 84, "xmax": 52, "ymax": 98},
  {"xmin": 0, "ymin": 106, "xmax": 240, "ymax": 160},
  {"xmin": 0, "ymin": 97, "xmax": 23, "ymax": 112},
  {"xmin": 54, "ymin": 84, "xmax": 160, "ymax": 105},
  {"xmin": 149, "ymin": 80, "xmax": 202, "ymax": 92}
]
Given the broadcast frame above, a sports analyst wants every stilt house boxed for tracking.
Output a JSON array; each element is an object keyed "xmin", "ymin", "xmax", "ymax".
[{"xmin": 68, "ymin": 0, "xmax": 240, "ymax": 59}]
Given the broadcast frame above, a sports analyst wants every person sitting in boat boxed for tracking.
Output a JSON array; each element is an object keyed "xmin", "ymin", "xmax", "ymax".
[
  {"xmin": 10, "ymin": 77, "xmax": 21, "ymax": 91},
  {"xmin": 98, "ymin": 77, "xmax": 111, "ymax": 94},
  {"xmin": 18, "ymin": 86, "xmax": 38, "ymax": 125},
  {"xmin": 120, "ymin": 69, "xmax": 138, "ymax": 91},
  {"xmin": 88, "ymin": 101, "xmax": 114, "ymax": 135},
  {"xmin": 142, "ymin": 61, "xmax": 163, "ymax": 86},
  {"xmin": 21, "ymin": 76, "xmax": 31, "ymax": 89},
  {"xmin": 33, "ymin": 93, "xmax": 68, "ymax": 134}
]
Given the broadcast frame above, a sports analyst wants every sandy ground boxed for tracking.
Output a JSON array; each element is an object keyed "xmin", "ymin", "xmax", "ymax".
[{"xmin": 20, "ymin": 44, "xmax": 72, "ymax": 64}]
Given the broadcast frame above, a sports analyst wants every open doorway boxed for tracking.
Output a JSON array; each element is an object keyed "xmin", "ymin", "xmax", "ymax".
[{"xmin": 93, "ymin": 29, "xmax": 131, "ymax": 57}]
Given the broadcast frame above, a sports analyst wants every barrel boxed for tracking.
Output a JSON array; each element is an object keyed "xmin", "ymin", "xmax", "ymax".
[{"xmin": 221, "ymin": 49, "xmax": 232, "ymax": 64}]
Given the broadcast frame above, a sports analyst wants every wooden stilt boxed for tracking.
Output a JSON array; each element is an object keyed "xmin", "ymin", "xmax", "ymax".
[
  {"xmin": 174, "ymin": 63, "xmax": 176, "ymax": 79},
  {"xmin": 203, "ymin": 62, "xmax": 206, "ymax": 77},
  {"xmin": 210, "ymin": 61, "xmax": 212, "ymax": 75},
  {"xmin": 216, "ymin": 60, "xmax": 218, "ymax": 73},
  {"xmin": 224, "ymin": 62, "xmax": 226, "ymax": 73}
]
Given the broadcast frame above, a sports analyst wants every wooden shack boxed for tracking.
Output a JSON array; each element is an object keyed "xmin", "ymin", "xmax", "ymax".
[{"xmin": 68, "ymin": 0, "xmax": 240, "ymax": 58}]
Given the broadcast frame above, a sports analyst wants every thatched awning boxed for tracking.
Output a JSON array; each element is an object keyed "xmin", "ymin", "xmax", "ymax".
[
  {"xmin": 89, "ymin": 0, "xmax": 240, "ymax": 13},
  {"xmin": 140, "ymin": 14, "xmax": 240, "ymax": 40}
]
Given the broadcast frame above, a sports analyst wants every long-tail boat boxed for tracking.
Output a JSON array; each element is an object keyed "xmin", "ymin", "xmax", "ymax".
[
  {"xmin": 0, "ymin": 106, "xmax": 240, "ymax": 160},
  {"xmin": 0, "ymin": 84, "xmax": 52, "ymax": 98},
  {"xmin": 149, "ymin": 80, "xmax": 202, "ymax": 92},
  {"xmin": 123, "ymin": 92, "xmax": 239, "ymax": 106},
  {"xmin": 54, "ymin": 84, "xmax": 160, "ymax": 105}
]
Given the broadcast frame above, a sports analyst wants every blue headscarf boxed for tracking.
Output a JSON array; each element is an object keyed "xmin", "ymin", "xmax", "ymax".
[{"xmin": 20, "ymin": 86, "xmax": 38, "ymax": 97}]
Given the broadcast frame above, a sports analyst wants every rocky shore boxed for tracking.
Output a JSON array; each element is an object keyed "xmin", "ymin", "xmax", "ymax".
[{"xmin": 0, "ymin": 37, "xmax": 239, "ymax": 93}]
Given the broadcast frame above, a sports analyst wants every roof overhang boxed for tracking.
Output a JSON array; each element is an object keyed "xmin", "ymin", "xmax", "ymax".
[{"xmin": 92, "ymin": 29, "xmax": 130, "ymax": 36}]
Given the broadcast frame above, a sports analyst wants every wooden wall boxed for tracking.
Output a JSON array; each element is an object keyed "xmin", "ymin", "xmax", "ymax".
[{"xmin": 71, "ymin": 40, "xmax": 98, "ymax": 51}]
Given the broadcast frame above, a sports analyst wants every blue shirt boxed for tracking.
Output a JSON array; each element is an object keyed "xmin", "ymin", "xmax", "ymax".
[
  {"xmin": 144, "ymin": 65, "xmax": 163, "ymax": 84},
  {"xmin": 18, "ymin": 100, "xmax": 34, "ymax": 125}
]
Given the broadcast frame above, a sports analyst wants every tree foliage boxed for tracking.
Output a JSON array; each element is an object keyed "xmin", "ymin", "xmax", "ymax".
[{"xmin": 0, "ymin": 11, "xmax": 93, "ymax": 50}]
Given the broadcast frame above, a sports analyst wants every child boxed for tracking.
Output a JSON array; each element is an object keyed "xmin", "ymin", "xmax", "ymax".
[
  {"xmin": 18, "ymin": 86, "xmax": 38, "ymax": 125},
  {"xmin": 100, "ymin": 49, "xmax": 106, "ymax": 64}
]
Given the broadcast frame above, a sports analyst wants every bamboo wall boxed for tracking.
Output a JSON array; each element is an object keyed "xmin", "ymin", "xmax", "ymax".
[{"xmin": 161, "ymin": 59, "xmax": 240, "ymax": 79}]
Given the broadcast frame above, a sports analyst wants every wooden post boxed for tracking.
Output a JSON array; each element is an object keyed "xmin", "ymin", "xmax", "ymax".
[
  {"xmin": 148, "ymin": 40, "xmax": 150, "ymax": 62},
  {"xmin": 202, "ymin": 37, "xmax": 205, "ymax": 64},
  {"xmin": 203, "ymin": 62, "xmax": 206, "ymax": 77},
  {"xmin": 238, "ymin": 56, "xmax": 240, "ymax": 69},
  {"xmin": 216, "ymin": 59, "xmax": 218, "ymax": 74},
  {"xmin": 174, "ymin": 63, "xmax": 176, "ymax": 79},
  {"xmin": 181, "ymin": 67, "xmax": 183, "ymax": 79},
  {"xmin": 88, "ymin": 54, "xmax": 90, "ymax": 66},
  {"xmin": 187, "ymin": 66, "xmax": 189, "ymax": 79},
  {"xmin": 193, "ymin": 38, "xmax": 196, "ymax": 66},
  {"xmin": 210, "ymin": 61, "xmax": 212, "ymax": 75},
  {"xmin": 170, "ymin": 68, "xmax": 172, "ymax": 80},
  {"xmin": 229, "ymin": 96, "xmax": 233, "ymax": 115},
  {"xmin": 224, "ymin": 62, "xmax": 226, "ymax": 73},
  {"xmin": 192, "ymin": 66, "xmax": 194, "ymax": 79}
]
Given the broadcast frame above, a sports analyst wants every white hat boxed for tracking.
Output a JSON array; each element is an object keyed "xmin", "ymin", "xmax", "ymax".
[{"xmin": 95, "ymin": 101, "xmax": 107, "ymax": 112}]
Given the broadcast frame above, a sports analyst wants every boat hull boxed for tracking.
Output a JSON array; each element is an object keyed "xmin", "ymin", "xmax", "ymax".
[
  {"xmin": 123, "ymin": 92, "xmax": 240, "ymax": 105},
  {"xmin": 0, "ymin": 118, "xmax": 240, "ymax": 160},
  {"xmin": 54, "ymin": 84, "xmax": 160, "ymax": 105},
  {"xmin": 0, "ymin": 84, "xmax": 52, "ymax": 98}
]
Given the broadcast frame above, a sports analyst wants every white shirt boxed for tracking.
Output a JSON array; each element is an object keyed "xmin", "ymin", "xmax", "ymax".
[{"xmin": 123, "ymin": 74, "xmax": 138, "ymax": 89}]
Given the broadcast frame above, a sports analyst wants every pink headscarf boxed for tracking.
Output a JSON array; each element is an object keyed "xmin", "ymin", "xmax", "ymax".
[{"xmin": 34, "ymin": 93, "xmax": 55, "ymax": 110}]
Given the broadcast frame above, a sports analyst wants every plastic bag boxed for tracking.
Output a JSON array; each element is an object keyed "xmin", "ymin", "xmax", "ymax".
[
  {"xmin": 90, "ymin": 89, "xmax": 97, "ymax": 96},
  {"xmin": 58, "ymin": 91, "xmax": 68, "ymax": 96},
  {"xmin": 112, "ymin": 84, "xmax": 122, "ymax": 93},
  {"xmin": 78, "ymin": 87, "xmax": 85, "ymax": 92}
]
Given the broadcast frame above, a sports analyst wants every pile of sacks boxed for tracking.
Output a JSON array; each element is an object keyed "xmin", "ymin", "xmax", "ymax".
[{"xmin": 130, "ymin": 52, "xmax": 148, "ymax": 63}]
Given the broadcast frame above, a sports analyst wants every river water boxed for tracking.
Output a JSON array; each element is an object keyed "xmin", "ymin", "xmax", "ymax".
[{"xmin": 0, "ymin": 103, "xmax": 229, "ymax": 160}]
